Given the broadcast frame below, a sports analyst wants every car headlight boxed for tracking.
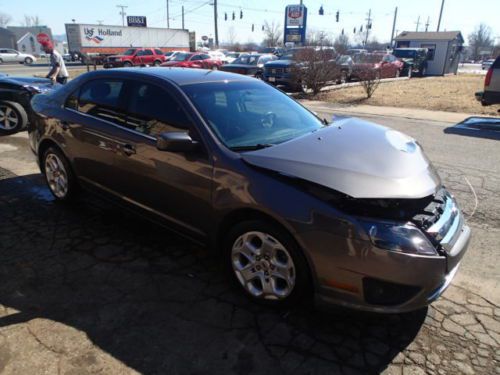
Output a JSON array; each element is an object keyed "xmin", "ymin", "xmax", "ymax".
[{"xmin": 360, "ymin": 221, "xmax": 437, "ymax": 256}]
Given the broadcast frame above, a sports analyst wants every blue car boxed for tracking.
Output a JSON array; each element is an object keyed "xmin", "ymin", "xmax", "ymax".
[{"xmin": 263, "ymin": 49, "xmax": 301, "ymax": 90}]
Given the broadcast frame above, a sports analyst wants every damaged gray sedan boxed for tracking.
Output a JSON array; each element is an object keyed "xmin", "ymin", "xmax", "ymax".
[{"xmin": 29, "ymin": 68, "xmax": 470, "ymax": 313}]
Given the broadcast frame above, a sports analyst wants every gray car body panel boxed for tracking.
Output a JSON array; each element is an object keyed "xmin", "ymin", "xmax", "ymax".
[{"xmin": 242, "ymin": 118, "xmax": 441, "ymax": 199}]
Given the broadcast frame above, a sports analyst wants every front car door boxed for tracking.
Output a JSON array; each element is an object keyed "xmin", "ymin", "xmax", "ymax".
[
  {"xmin": 109, "ymin": 79, "xmax": 214, "ymax": 239},
  {"xmin": 1, "ymin": 49, "xmax": 18, "ymax": 62},
  {"xmin": 189, "ymin": 54, "xmax": 204, "ymax": 68}
]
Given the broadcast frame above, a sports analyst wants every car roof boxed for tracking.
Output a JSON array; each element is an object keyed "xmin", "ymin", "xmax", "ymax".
[{"xmin": 84, "ymin": 67, "xmax": 255, "ymax": 86}]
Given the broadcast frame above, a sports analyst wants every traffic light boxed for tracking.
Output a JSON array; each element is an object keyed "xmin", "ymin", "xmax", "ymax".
[
  {"xmin": 240, "ymin": 10, "xmax": 243, "ymax": 19},
  {"xmin": 232, "ymin": 11, "xmax": 235, "ymax": 20},
  {"xmin": 224, "ymin": 12, "xmax": 227, "ymax": 21},
  {"xmin": 368, "ymin": 22, "xmax": 372, "ymax": 30},
  {"xmin": 262, "ymin": 25, "xmax": 264, "ymax": 31},
  {"xmin": 353, "ymin": 27, "xmax": 356, "ymax": 33},
  {"xmin": 341, "ymin": 28, "xmax": 344, "ymax": 35},
  {"xmin": 360, "ymin": 25, "xmax": 363, "ymax": 33},
  {"xmin": 252, "ymin": 24, "xmax": 254, "ymax": 32},
  {"xmin": 319, "ymin": 6, "xmax": 324, "ymax": 15},
  {"xmin": 336, "ymin": 11, "xmax": 339, "ymax": 22}
]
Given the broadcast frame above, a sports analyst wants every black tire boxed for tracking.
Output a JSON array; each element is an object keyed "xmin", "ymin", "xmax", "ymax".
[
  {"xmin": 0, "ymin": 58, "xmax": 3, "ymax": 64},
  {"xmin": 123, "ymin": 61, "xmax": 133, "ymax": 67},
  {"xmin": 255, "ymin": 72, "xmax": 263, "ymax": 80},
  {"xmin": 153, "ymin": 60, "xmax": 162, "ymax": 66},
  {"xmin": 224, "ymin": 220, "xmax": 312, "ymax": 307},
  {"xmin": 24, "ymin": 57, "xmax": 33, "ymax": 65},
  {"xmin": 0, "ymin": 101, "xmax": 28, "ymax": 135},
  {"xmin": 42, "ymin": 147, "xmax": 79, "ymax": 202}
]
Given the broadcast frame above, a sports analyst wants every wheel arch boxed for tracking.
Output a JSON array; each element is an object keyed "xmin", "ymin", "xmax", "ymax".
[{"xmin": 37, "ymin": 139, "xmax": 68, "ymax": 174}]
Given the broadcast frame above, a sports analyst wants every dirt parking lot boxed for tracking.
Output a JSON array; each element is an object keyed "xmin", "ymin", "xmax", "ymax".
[{"xmin": 318, "ymin": 74, "xmax": 500, "ymax": 116}]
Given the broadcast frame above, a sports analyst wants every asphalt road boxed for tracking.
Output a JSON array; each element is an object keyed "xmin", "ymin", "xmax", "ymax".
[
  {"xmin": 0, "ymin": 62, "xmax": 89, "ymax": 77},
  {"xmin": 0, "ymin": 108, "xmax": 499, "ymax": 374}
]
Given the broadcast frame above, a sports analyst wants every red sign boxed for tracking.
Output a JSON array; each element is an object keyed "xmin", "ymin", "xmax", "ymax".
[{"xmin": 36, "ymin": 33, "xmax": 50, "ymax": 44}]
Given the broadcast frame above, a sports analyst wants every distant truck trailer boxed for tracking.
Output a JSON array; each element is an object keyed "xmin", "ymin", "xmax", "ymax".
[{"xmin": 65, "ymin": 23, "xmax": 191, "ymax": 64}]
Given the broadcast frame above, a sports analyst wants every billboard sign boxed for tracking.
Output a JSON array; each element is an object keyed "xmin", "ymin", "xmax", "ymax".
[
  {"xmin": 285, "ymin": 5, "xmax": 305, "ymax": 27},
  {"xmin": 127, "ymin": 16, "xmax": 147, "ymax": 27}
]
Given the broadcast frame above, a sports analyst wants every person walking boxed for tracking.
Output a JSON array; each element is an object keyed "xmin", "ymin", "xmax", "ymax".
[{"xmin": 41, "ymin": 41, "xmax": 69, "ymax": 84}]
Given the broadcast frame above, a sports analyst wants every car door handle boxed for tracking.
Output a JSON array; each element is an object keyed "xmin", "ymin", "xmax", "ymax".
[{"xmin": 122, "ymin": 144, "xmax": 136, "ymax": 156}]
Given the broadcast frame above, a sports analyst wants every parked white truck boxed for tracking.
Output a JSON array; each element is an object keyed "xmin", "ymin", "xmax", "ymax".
[{"xmin": 65, "ymin": 23, "xmax": 191, "ymax": 64}]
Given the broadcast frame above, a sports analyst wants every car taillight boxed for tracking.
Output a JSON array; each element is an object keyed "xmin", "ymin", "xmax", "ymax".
[{"xmin": 485, "ymin": 67, "xmax": 493, "ymax": 87}]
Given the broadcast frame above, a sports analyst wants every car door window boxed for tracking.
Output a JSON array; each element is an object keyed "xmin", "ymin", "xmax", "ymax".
[
  {"xmin": 154, "ymin": 49, "xmax": 163, "ymax": 55},
  {"xmin": 125, "ymin": 81, "xmax": 191, "ymax": 137},
  {"xmin": 191, "ymin": 55, "xmax": 202, "ymax": 61},
  {"xmin": 201, "ymin": 54, "xmax": 211, "ymax": 60},
  {"xmin": 142, "ymin": 50, "xmax": 153, "ymax": 56},
  {"xmin": 78, "ymin": 80, "xmax": 127, "ymax": 126},
  {"xmin": 136, "ymin": 50, "xmax": 146, "ymax": 56}
]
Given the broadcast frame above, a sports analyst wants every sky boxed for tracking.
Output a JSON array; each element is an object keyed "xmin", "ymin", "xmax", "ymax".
[{"xmin": 1, "ymin": 0, "xmax": 499, "ymax": 46}]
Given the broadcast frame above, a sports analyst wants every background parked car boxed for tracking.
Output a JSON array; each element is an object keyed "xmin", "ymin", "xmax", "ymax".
[
  {"xmin": 476, "ymin": 56, "xmax": 500, "ymax": 106},
  {"xmin": 161, "ymin": 52, "xmax": 223, "ymax": 70},
  {"xmin": 220, "ymin": 54, "xmax": 277, "ymax": 78},
  {"xmin": 334, "ymin": 55, "xmax": 354, "ymax": 83},
  {"xmin": 0, "ymin": 48, "xmax": 36, "ymax": 65},
  {"xmin": 164, "ymin": 50, "xmax": 185, "ymax": 61},
  {"xmin": 0, "ymin": 76, "xmax": 56, "ymax": 134},
  {"xmin": 208, "ymin": 51, "xmax": 228, "ymax": 64},
  {"xmin": 393, "ymin": 48, "xmax": 429, "ymax": 76},
  {"xmin": 263, "ymin": 48, "xmax": 305, "ymax": 89},
  {"xmin": 103, "ymin": 48, "xmax": 165, "ymax": 68},
  {"xmin": 482, "ymin": 59, "xmax": 495, "ymax": 70},
  {"xmin": 351, "ymin": 53, "xmax": 404, "ymax": 80},
  {"xmin": 225, "ymin": 52, "xmax": 241, "ymax": 64}
]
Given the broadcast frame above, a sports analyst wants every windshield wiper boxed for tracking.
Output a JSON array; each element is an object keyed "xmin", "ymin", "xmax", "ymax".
[{"xmin": 230, "ymin": 143, "xmax": 275, "ymax": 151}]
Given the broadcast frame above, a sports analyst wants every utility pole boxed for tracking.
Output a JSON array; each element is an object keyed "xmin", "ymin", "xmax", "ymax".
[
  {"xmin": 166, "ymin": 0, "xmax": 170, "ymax": 28},
  {"xmin": 182, "ymin": 6, "xmax": 185, "ymax": 29},
  {"xmin": 213, "ymin": 0, "xmax": 219, "ymax": 48},
  {"xmin": 437, "ymin": 0, "xmax": 445, "ymax": 31},
  {"xmin": 425, "ymin": 16, "xmax": 430, "ymax": 32},
  {"xmin": 116, "ymin": 5, "xmax": 128, "ymax": 26},
  {"xmin": 364, "ymin": 9, "xmax": 372, "ymax": 46},
  {"xmin": 390, "ymin": 6, "xmax": 398, "ymax": 45},
  {"xmin": 415, "ymin": 16, "xmax": 421, "ymax": 31}
]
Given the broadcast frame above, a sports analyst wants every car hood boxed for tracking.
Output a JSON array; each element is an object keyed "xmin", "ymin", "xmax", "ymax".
[
  {"xmin": 241, "ymin": 117, "xmax": 440, "ymax": 199},
  {"xmin": 265, "ymin": 59, "xmax": 293, "ymax": 67},
  {"xmin": 0, "ymin": 76, "xmax": 53, "ymax": 88}
]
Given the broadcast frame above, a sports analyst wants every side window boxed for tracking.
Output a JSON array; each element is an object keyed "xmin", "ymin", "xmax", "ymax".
[
  {"xmin": 421, "ymin": 44, "xmax": 436, "ymax": 61},
  {"xmin": 136, "ymin": 50, "xmax": 145, "ymax": 56},
  {"xmin": 65, "ymin": 89, "xmax": 79, "ymax": 110},
  {"xmin": 78, "ymin": 80, "xmax": 125, "ymax": 124},
  {"xmin": 125, "ymin": 82, "xmax": 191, "ymax": 137},
  {"xmin": 154, "ymin": 49, "xmax": 163, "ymax": 55},
  {"xmin": 191, "ymin": 55, "xmax": 202, "ymax": 61},
  {"xmin": 143, "ymin": 50, "xmax": 154, "ymax": 56},
  {"xmin": 202, "ymin": 54, "xmax": 211, "ymax": 60}
]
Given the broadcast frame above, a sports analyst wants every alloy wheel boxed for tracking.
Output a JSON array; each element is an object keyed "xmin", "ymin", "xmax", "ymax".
[
  {"xmin": 44, "ymin": 153, "xmax": 69, "ymax": 198},
  {"xmin": 0, "ymin": 105, "xmax": 19, "ymax": 130},
  {"xmin": 231, "ymin": 231, "xmax": 296, "ymax": 300}
]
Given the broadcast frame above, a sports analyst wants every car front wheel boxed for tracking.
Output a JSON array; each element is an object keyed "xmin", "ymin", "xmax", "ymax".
[
  {"xmin": 225, "ymin": 220, "xmax": 311, "ymax": 307},
  {"xmin": 123, "ymin": 61, "xmax": 133, "ymax": 67},
  {"xmin": 43, "ymin": 147, "xmax": 78, "ymax": 201},
  {"xmin": 0, "ymin": 101, "xmax": 28, "ymax": 135},
  {"xmin": 24, "ymin": 57, "xmax": 33, "ymax": 65}
]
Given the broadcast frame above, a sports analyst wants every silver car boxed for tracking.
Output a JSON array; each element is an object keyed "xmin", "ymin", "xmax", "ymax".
[{"xmin": 0, "ymin": 48, "xmax": 36, "ymax": 65}]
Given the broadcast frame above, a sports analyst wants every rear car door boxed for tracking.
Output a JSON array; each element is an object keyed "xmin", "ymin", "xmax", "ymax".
[
  {"xmin": 108, "ymin": 79, "xmax": 214, "ymax": 238},
  {"xmin": 141, "ymin": 49, "xmax": 155, "ymax": 65},
  {"xmin": 62, "ymin": 78, "xmax": 132, "ymax": 192},
  {"xmin": 190, "ymin": 54, "xmax": 204, "ymax": 68}
]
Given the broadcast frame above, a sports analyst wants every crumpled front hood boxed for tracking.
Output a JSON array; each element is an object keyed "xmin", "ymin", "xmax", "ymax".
[{"xmin": 242, "ymin": 117, "xmax": 440, "ymax": 199}]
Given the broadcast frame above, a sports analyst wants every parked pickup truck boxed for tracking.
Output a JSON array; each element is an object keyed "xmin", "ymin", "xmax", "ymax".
[{"xmin": 103, "ymin": 48, "xmax": 166, "ymax": 68}]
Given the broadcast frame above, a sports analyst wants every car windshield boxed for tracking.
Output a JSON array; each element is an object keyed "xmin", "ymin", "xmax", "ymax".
[
  {"xmin": 336, "ymin": 55, "xmax": 351, "ymax": 64},
  {"xmin": 123, "ymin": 49, "xmax": 137, "ymax": 56},
  {"xmin": 182, "ymin": 81, "xmax": 325, "ymax": 150},
  {"xmin": 261, "ymin": 48, "xmax": 274, "ymax": 53},
  {"xmin": 393, "ymin": 50, "xmax": 417, "ymax": 58},
  {"xmin": 172, "ymin": 53, "xmax": 191, "ymax": 61},
  {"xmin": 233, "ymin": 55, "xmax": 259, "ymax": 65}
]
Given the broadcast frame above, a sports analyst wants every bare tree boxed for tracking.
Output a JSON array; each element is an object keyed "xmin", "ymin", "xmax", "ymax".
[
  {"xmin": 333, "ymin": 34, "xmax": 350, "ymax": 55},
  {"xmin": 359, "ymin": 68, "xmax": 381, "ymax": 98},
  {"xmin": 468, "ymin": 23, "xmax": 494, "ymax": 60},
  {"xmin": 0, "ymin": 12, "xmax": 12, "ymax": 28},
  {"xmin": 306, "ymin": 29, "xmax": 333, "ymax": 46},
  {"xmin": 262, "ymin": 20, "xmax": 282, "ymax": 47},
  {"xmin": 22, "ymin": 15, "xmax": 43, "ymax": 27},
  {"xmin": 227, "ymin": 26, "xmax": 237, "ymax": 46},
  {"xmin": 291, "ymin": 48, "xmax": 338, "ymax": 96}
]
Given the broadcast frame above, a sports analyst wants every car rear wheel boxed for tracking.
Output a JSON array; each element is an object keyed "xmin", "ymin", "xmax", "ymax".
[
  {"xmin": 43, "ymin": 147, "xmax": 78, "ymax": 201},
  {"xmin": 24, "ymin": 57, "xmax": 33, "ymax": 65},
  {"xmin": 123, "ymin": 61, "xmax": 133, "ymax": 67},
  {"xmin": 153, "ymin": 60, "xmax": 161, "ymax": 66},
  {"xmin": 0, "ymin": 101, "xmax": 28, "ymax": 135},
  {"xmin": 225, "ymin": 220, "xmax": 311, "ymax": 307}
]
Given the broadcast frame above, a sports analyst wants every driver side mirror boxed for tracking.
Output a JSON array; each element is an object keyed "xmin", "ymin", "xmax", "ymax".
[{"xmin": 157, "ymin": 132, "xmax": 198, "ymax": 152}]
